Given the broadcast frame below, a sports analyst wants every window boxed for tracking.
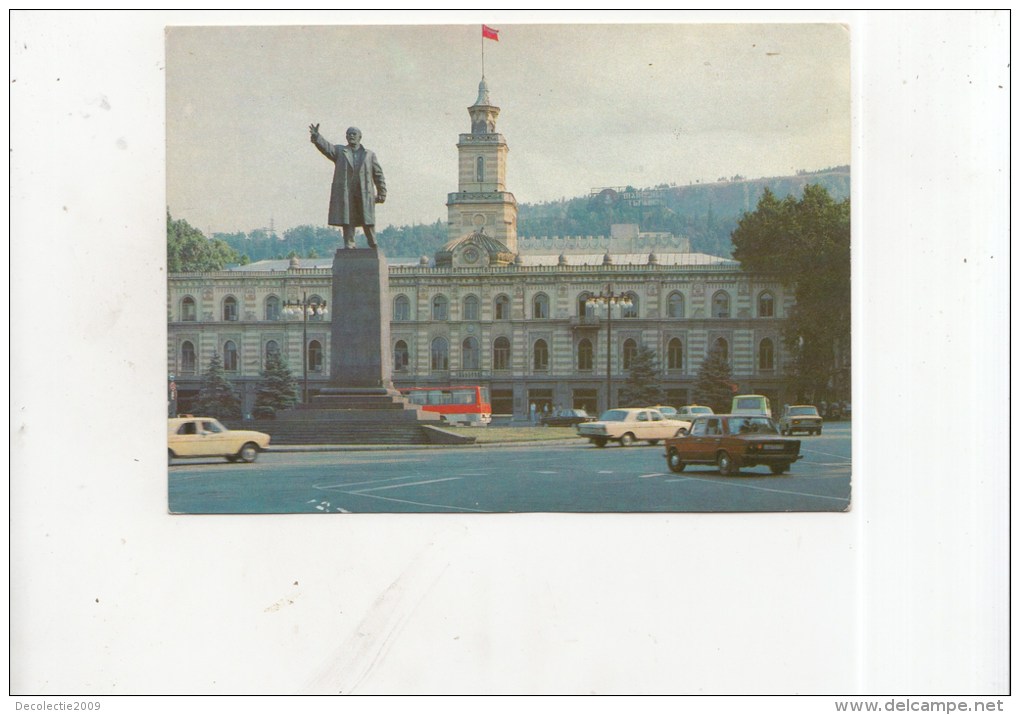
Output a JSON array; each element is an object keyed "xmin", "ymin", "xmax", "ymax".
[
  {"xmin": 223, "ymin": 341, "xmax": 238, "ymax": 371},
  {"xmin": 476, "ymin": 156, "xmax": 485, "ymax": 183},
  {"xmin": 265, "ymin": 340, "xmax": 279, "ymax": 363},
  {"xmin": 462, "ymin": 337, "xmax": 479, "ymax": 370},
  {"xmin": 432, "ymin": 295, "xmax": 449, "ymax": 321},
  {"xmin": 758, "ymin": 292, "xmax": 775, "ymax": 318},
  {"xmin": 223, "ymin": 296, "xmax": 238, "ymax": 322},
  {"xmin": 622, "ymin": 338, "xmax": 638, "ymax": 369},
  {"xmin": 621, "ymin": 293, "xmax": 638, "ymax": 319},
  {"xmin": 181, "ymin": 341, "xmax": 196, "ymax": 373},
  {"xmin": 309, "ymin": 295, "xmax": 325, "ymax": 321},
  {"xmin": 265, "ymin": 296, "xmax": 281, "ymax": 321},
  {"xmin": 713, "ymin": 337, "xmax": 729, "ymax": 362},
  {"xmin": 493, "ymin": 337, "xmax": 511, "ymax": 370},
  {"xmin": 533, "ymin": 339, "xmax": 549, "ymax": 371},
  {"xmin": 393, "ymin": 295, "xmax": 411, "ymax": 321},
  {"xmin": 578, "ymin": 292, "xmax": 595, "ymax": 318},
  {"xmin": 308, "ymin": 340, "xmax": 323, "ymax": 372},
  {"xmin": 667, "ymin": 292, "xmax": 684, "ymax": 319},
  {"xmin": 494, "ymin": 295, "xmax": 510, "ymax": 320},
  {"xmin": 181, "ymin": 296, "xmax": 197, "ymax": 322},
  {"xmin": 463, "ymin": 295, "xmax": 479, "ymax": 321},
  {"xmin": 533, "ymin": 293, "xmax": 550, "ymax": 319},
  {"xmin": 667, "ymin": 338, "xmax": 683, "ymax": 370},
  {"xmin": 430, "ymin": 337, "xmax": 449, "ymax": 371},
  {"xmin": 393, "ymin": 340, "xmax": 409, "ymax": 371},
  {"xmin": 577, "ymin": 338, "xmax": 593, "ymax": 371},
  {"xmin": 759, "ymin": 338, "xmax": 775, "ymax": 371},
  {"xmin": 712, "ymin": 291, "xmax": 730, "ymax": 319}
]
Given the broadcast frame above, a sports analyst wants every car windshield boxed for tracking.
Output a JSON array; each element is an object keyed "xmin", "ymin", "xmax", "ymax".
[
  {"xmin": 658, "ymin": 407, "xmax": 677, "ymax": 416},
  {"xmin": 728, "ymin": 417, "xmax": 779, "ymax": 435},
  {"xmin": 692, "ymin": 407, "xmax": 712, "ymax": 415},
  {"xmin": 599, "ymin": 410, "xmax": 629, "ymax": 422},
  {"xmin": 789, "ymin": 406, "xmax": 818, "ymax": 416}
]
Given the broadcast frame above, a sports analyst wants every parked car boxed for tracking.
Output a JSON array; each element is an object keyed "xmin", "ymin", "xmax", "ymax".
[
  {"xmin": 168, "ymin": 416, "xmax": 271, "ymax": 463},
  {"xmin": 663, "ymin": 414, "xmax": 802, "ymax": 475},
  {"xmin": 577, "ymin": 408, "xmax": 691, "ymax": 447},
  {"xmin": 676, "ymin": 404, "xmax": 715, "ymax": 422},
  {"xmin": 541, "ymin": 408, "xmax": 596, "ymax": 427},
  {"xmin": 731, "ymin": 394, "xmax": 772, "ymax": 418},
  {"xmin": 648, "ymin": 405, "xmax": 679, "ymax": 418},
  {"xmin": 778, "ymin": 405, "xmax": 823, "ymax": 435}
]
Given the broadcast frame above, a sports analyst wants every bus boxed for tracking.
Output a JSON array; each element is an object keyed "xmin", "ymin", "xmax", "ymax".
[{"xmin": 399, "ymin": 385, "xmax": 492, "ymax": 426}]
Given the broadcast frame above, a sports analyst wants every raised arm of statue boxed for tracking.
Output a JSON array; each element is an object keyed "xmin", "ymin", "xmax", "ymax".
[{"xmin": 309, "ymin": 123, "xmax": 337, "ymax": 161}]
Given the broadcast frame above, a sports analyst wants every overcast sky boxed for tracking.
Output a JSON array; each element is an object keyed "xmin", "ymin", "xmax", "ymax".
[{"xmin": 166, "ymin": 22, "xmax": 850, "ymax": 235}]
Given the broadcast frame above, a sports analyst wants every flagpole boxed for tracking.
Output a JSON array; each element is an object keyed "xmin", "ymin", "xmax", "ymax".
[{"xmin": 481, "ymin": 30, "xmax": 485, "ymax": 77}]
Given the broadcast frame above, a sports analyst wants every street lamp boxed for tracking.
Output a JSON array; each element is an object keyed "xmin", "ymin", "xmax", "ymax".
[
  {"xmin": 585, "ymin": 284, "xmax": 633, "ymax": 412},
  {"xmin": 284, "ymin": 292, "xmax": 328, "ymax": 403}
]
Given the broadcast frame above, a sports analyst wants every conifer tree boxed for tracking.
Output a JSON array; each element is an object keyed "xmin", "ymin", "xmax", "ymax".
[
  {"xmin": 254, "ymin": 351, "xmax": 299, "ymax": 416},
  {"xmin": 194, "ymin": 352, "xmax": 241, "ymax": 419},
  {"xmin": 618, "ymin": 345, "xmax": 665, "ymax": 407},
  {"xmin": 692, "ymin": 344, "xmax": 735, "ymax": 414}
]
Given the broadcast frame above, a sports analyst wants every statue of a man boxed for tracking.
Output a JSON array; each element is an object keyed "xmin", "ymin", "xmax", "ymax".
[{"xmin": 309, "ymin": 124, "xmax": 387, "ymax": 249}]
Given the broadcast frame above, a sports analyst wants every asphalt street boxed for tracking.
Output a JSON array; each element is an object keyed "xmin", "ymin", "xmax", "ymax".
[{"xmin": 168, "ymin": 422, "xmax": 852, "ymax": 514}]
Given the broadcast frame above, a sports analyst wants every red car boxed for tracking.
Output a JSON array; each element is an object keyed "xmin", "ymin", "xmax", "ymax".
[{"xmin": 663, "ymin": 414, "xmax": 802, "ymax": 475}]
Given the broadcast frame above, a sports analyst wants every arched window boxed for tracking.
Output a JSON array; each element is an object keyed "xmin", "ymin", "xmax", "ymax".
[
  {"xmin": 308, "ymin": 340, "xmax": 323, "ymax": 372},
  {"xmin": 393, "ymin": 340, "xmax": 409, "ymax": 371},
  {"xmin": 265, "ymin": 340, "xmax": 280, "ymax": 363},
  {"xmin": 265, "ymin": 296, "xmax": 281, "ymax": 321},
  {"xmin": 667, "ymin": 292, "xmax": 684, "ymax": 319},
  {"xmin": 430, "ymin": 337, "xmax": 449, "ymax": 371},
  {"xmin": 759, "ymin": 338, "xmax": 775, "ymax": 371},
  {"xmin": 463, "ymin": 295, "xmax": 479, "ymax": 321},
  {"xmin": 223, "ymin": 341, "xmax": 239, "ymax": 371},
  {"xmin": 713, "ymin": 337, "xmax": 729, "ymax": 362},
  {"xmin": 493, "ymin": 337, "xmax": 511, "ymax": 370},
  {"xmin": 308, "ymin": 295, "xmax": 326, "ymax": 321},
  {"xmin": 532, "ymin": 293, "xmax": 550, "ymax": 319},
  {"xmin": 393, "ymin": 295, "xmax": 411, "ymax": 321},
  {"xmin": 578, "ymin": 292, "xmax": 595, "ymax": 318},
  {"xmin": 621, "ymin": 293, "xmax": 639, "ymax": 319},
  {"xmin": 476, "ymin": 156, "xmax": 485, "ymax": 183},
  {"xmin": 181, "ymin": 341, "xmax": 196, "ymax": 373},
  {"xmin": 622, "ymin": 338, "xmax": 638, "ymax": 369},
  {"xmin": 462, "ymin": 337, "xmax": 480, "ymax": 370},
  {"xmin": 223, "ymin": 296, "xmax": 238, "ymax": 322},
  {"xmin": 432, "ymin": 295, "xmax": 449, "ymax": 321},
  {"xmin": 712, "ymin": 291, "xmax": 730, "ymax": 319},
  {"xmin": 533, "ymin": 339, "xmax": 549, "ymax": 371},
  {"xmin": 181, "ymin": 296, "xmax": 197, "ymax": 322},
  {"xmin": 494, "ymin": 295, "xmax": 510, "ymax": 320},
  {"xmin": 577, "ymin": 339, "xmax": 593, "ymax": 371},
  {"xmin": 667, "ymin": 338, "xmax": 683, "ymax": 370},
  {"xmin": 758, "ymin": 291, "xmax": 775, "ymax": 318}
]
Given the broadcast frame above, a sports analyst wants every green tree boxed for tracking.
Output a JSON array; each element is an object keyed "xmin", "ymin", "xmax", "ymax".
[
  {"xmin": 693, "ymin": 345, "xmax": 735, "ymax": 414},
  {"xmin": 193, "ymin": 352, "xmax": 241, "ymax": 419},
  {"xmin": 618, "ymin": 345, "xmax": 665, "ymax": 407},
  {"xmin": 253, "ymin": 351, "xmax": 299, "ymax": 417},
  {"xmin": 167, "ymin": 211, "xmax": 241, "ymax": 272},
  {"xmin": 731, "ymin": 185, "xmax": 851, "ymax": 398}
]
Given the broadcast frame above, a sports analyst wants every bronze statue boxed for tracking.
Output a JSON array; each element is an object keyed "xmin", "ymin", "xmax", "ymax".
[{"xmin": 309, "ymin": 124, "xmax": 386, "ymax": 249}]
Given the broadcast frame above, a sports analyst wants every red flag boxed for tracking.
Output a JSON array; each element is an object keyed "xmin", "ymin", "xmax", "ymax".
[{"xmin": 482, "ymin": 24, "xmax": 499, "ymax": 41}]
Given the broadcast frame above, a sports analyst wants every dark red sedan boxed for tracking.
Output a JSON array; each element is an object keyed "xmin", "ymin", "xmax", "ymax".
[{"xmin": 663, "ymin": 414, "xmax": 802, "ymax": 475}]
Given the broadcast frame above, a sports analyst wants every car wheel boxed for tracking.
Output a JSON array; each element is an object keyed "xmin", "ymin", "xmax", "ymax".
[
  {"xmin": 667, "ymin": 449, "xmax": 686, "ymax": 473},
  {"xmin": 619, "ymin": 433, "xmax": 635, "ymax": 447},
  {"xmin": 816, "ymin": 428, "xmax": 823, "ymax": 436},
  {"xmin": 717, "ymin": 451, "xmax": 738, "ymax": 476},
  {"xmin": 237, "ymin": 442, "xmax": 259, "ymax": 463},
  {"xmin": 770, "ymin": 463, "xmax": 790, "ymax": 475},
  {"xmin": 593, "ymin": 438, "xmax": 608, "ymax": 448}
]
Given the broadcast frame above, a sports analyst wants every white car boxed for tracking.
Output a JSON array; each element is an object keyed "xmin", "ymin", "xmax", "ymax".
[
  {"xmin": 677, "ymin": 404, "xmax": 715, "ymax": 421},
  {"xmin": 778, "ymin": 405, "xmax": 823, "ymax": 436},
  {"xmin": 168, "ymin": 416, "xmax": 271, "ymax": 463},
  {"xmin": 577, "ymin": 408, "xmax": 691, "ymax": 447}
]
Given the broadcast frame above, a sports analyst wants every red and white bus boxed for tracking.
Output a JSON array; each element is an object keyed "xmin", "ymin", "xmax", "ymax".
[{"xmin": 399, "ymin": 385, "xmax": 492, "ymax": 426}]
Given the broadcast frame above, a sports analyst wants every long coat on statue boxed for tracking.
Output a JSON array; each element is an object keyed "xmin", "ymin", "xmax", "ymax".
[{"xmin": 311, "ymin": 133, "xmax": 387, "ymax": 227}]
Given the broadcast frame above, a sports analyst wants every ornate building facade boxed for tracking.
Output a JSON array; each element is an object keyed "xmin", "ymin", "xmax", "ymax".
[{"xmin": 168, "ymin": 78, "xmax": 794, "ymax": 419}]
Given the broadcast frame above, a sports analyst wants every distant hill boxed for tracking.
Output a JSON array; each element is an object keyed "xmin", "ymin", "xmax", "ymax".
[{"xmin": 214, "ymin": 167, "xmax": 849, "ymax": 262}]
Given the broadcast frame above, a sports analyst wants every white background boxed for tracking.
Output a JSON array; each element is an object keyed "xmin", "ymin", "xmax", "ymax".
[{"xmin": 8, "ymin": 9, "xmax": 1011, "ymax": 708}]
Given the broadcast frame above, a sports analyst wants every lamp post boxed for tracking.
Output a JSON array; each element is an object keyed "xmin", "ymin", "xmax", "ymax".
[
  {"xmin": 586, "ymin": 284, "xmax": 632, "ymax": 412},
  {"xmin": 284, "ymin": 292, "xmax": 328, "ymax": 403}
]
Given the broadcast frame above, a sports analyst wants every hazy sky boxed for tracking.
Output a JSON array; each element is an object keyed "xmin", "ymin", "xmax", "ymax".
[{"xmin": 166, "ymin": 22, "xmax": 850, "ymax": 235}]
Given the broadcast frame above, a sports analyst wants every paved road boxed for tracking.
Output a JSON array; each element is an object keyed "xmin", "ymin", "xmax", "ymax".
[{"xmin": 168, "ymin": 423, "xmax": 852, "ymax": 514}]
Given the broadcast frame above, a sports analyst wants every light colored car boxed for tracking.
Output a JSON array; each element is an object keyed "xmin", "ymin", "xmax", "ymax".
[
  {"xmin": 577, "ymin": 408, "xmax": 691, "ymax": 447},
  {"xmin": 731, "ymin": 394, "xmax": 772, "ymax": 418},
  {"xmin": 649, "ymin": 405, "xmax": 679, "ymax": 417},
  {"xmin": 778, "ymin": 405, "xmax": 823, "ymax": 436},
  {"xmin": 677, "ymin": 404, "xmax": 715, "ymax": 421},
  {"xmin": 168, "ymin": 416, "xmax": 271, "ymax": 463}
]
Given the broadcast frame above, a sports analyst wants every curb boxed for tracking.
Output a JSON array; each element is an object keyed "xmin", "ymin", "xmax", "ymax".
[{"xmin": 266, "ymin": 439, "xmax": 585, "ymax": 453}]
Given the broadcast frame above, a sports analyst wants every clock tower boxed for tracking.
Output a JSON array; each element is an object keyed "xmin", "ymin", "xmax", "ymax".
[{"xmin": 446, "ymin": 77, "xmax": 518, "ymax": 255}]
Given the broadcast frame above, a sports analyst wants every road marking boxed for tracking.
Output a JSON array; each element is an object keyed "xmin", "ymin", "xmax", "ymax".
[
  {"xmin": 349, "ymin": 477, "xmax": 463, "ymax": 493},
  {"xmin": 340, "ymin": 491, "xmax": 491, "ymax": 513},
  {"xmin": 536, "ymin": 470, "xmax": 558, "ymax": 474},
  {"xmin": 316, "ymin": 475, "xmax": 429, "ymax": 490},
  {"xmin": 597, "ymin": 470, "xmax": 614, "ymax": 474},
  {"xmin": 638, "ymin": 473, "xmax": 666, "ymax": 479},
  {"xmin": 801, "ymin": 447, "xmax": 852, "ymax": 461},
  {"xmin": 696, "ymin": 478, "xmax": 848, "ymax": 502}
]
